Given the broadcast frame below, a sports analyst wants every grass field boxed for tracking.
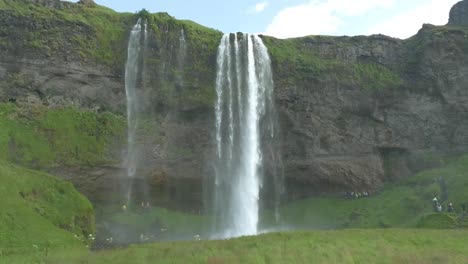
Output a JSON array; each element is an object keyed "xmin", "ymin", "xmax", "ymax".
[{"xmin": 2, "ymin": 229, "xmax": 468, "ymax": 264}]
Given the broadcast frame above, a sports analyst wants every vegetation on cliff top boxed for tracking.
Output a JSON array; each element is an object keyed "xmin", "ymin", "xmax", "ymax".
[
  {"xmin": 262, "ymin": 35, "xmax": 403, "ymax": 91},
  {"xmin": 143, "ymin": 12, "xmax": 221, "ymax": 110},
  {"xmin": 0, "ymin": 159, "xmax": 94, "ymax": 256},
  {"xmin": 0, "ymin": 0, "xmax": 222, "ymax": 74},
  {"xmin": 0, "ymin": 0, "xmax": 133, "ymax": 68}
]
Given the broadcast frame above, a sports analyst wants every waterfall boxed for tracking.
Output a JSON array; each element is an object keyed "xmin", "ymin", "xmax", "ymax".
[
  {"xmin": 124, "ymin": 18, "xmax": 144, "ymax": 204},
  {"xmin": 179, "ymin": 28, "xmax": 186, "ymax": 49},
  {"xmin": 212, "ymin": 33, "xmax": 281, "ymax": 238},
  {"xmin": 176, "ymin": 28, "xmax": 187, "ymax": 87}
]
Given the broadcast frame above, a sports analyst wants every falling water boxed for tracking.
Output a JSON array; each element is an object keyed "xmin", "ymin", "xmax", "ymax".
[
  {"xmin": 176, "ymin": 28, "xmax": 187, "ymax": 87},
  {"xmin": 124, "ymin": 18, "xmax": 143, "ymax": 204},
  {"xmin": 179, "ymin": 28, "xmax": 186, "ymax": 50},
  {"xmin": 212, "ymin": 33, "xmax": 281, "ymax": 238}
]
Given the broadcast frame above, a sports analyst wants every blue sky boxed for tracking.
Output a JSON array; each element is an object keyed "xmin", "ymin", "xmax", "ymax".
[{"xmin": 79, "ymin": 0, "xmax": 459, "ymax": 39}]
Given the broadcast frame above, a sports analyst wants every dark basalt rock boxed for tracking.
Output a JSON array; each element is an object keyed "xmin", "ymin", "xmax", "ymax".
[
  {"xmin": 448, "ymin": 0, "xmax": 468, "ymax": 26},
  {"xmin": 78, "ymin": 0, "xmax": 96, "ymax": 7}
]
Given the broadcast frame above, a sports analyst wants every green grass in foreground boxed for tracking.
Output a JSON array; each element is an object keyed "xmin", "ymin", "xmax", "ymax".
[
  {"xmin": 3, "ymin": 229, "xmax": 468, "ymax": 264},
  {"xmin": 0, "ymin": 159, "xmax": 94, "ymax": 257}
]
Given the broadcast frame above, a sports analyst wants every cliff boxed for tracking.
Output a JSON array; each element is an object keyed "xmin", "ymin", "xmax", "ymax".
[
  {"xmin": 1, "ymin": 0, "xmax": 468, "ymax": 208},
  {"xmin": 265, "ymin": 22, "xmax": 468, "ymax": 197},
  {"xmin": 449, "ymin": 0, "xmax": 468, "ymax": 26}
]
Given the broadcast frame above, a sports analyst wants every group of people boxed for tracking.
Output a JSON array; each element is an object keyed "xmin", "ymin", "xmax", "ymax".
[
  {"xmin": 345, "ymin": 191, "xmax": 372, "ymax": 199},
  {"xmin": 432, "ymin": 196, "xmax": 464, "ymax": 213},
  {"xmin": 121, "ymin": 201, "xmax": 152, "ymax": 212}
]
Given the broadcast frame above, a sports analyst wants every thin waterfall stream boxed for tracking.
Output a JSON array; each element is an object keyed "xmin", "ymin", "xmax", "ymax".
[{"xmin": 124, "ymin": 18, "xmax": 146, "ymax": 205}]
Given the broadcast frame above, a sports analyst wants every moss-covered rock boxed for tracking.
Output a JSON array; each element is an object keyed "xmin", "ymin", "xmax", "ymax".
[{"xmin": 0, "ymin": 103, "xmax": 125, "ymax": 168}]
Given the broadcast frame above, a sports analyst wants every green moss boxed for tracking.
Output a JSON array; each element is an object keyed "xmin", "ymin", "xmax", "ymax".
[
  {"xmin": 0, "ymin": 0, "xmax": 133, "ymax": 67},
  {"xmin": 0, "ymin": 159, "xmax": 94, "ymax": 254},
  {"xmin": 352, "ymin": 62, "xmax": 403, "ymax": 90},
  {"xmin": 262, "ymin": 35, "xmax": 403, "ymax": 91},
  {"xmin": 0, "ymin": 103, "xmax": 125, "ymax": 168},
  {"xmin": 145, "ymin": 13, "xmax": 222, "ymax": 109}
]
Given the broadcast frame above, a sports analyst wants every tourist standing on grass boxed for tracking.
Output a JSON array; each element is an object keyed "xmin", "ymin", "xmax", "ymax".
[
  {"xmin": 432, "ymin": 196, "xmax": 439, "ymax": 212},
  {"xmin": 448, "ymin": 202, "xmax": 454, "ymax": 213}
]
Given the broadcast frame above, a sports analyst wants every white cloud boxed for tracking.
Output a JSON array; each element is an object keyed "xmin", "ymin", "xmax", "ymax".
[
  {"xmin": 265, "ymin": 0, "xmax": 395, "ymax": 38},
  {"xmin": 248, "ymin": 1, "xmax": 269, "ymax": 14},
  {"xmin": 255, "ymin": 1, "xmax": 269, "ymax": 13},
  {"xmin": 367, "ymin": 0, "xmax": 459, "ymax": 39}
]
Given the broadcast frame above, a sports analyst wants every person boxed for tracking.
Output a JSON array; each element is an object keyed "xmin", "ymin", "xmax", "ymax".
[
  {"xmin": 448, "ymin": 202, "xmax": 454, "ymax": 213},
  {"xmin": 432, "ymin": 196, "xmax": 439, "ymax": 212},
  {"xmin": 437, "ymin": 203, "xmax": 442, "ymax": 212}
]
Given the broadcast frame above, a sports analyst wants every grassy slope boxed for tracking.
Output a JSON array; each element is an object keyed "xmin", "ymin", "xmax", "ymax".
[
  {"xmin": 0, "ymin": 103, "xmax": 125, "ymax": 168},
  {"xmin": 4, "ymin": 229, "xmax": 468, "ymax": 264},
  {"xmin": 0, "ymin": 159, "xmax": 93, "ymax": 257},
  {"xmin": 262, "ymin": 155, "xmax": 468, "ymax": 230}
]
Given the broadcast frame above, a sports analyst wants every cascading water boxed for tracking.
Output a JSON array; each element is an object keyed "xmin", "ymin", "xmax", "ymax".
[
  {"xmin": 211, "ymin": 33, "xmax": 281, "ymax": 238},
  {"xmin": 179, "ymin": 28, "xmax": 187, "ymax": 61},
  {"xmin": 176, "ymin": 28, "xmax": 187, "ymax": 87},
  {"xmin": 124, "ymin": 18, "xmax": 145, "ymax": 204}
]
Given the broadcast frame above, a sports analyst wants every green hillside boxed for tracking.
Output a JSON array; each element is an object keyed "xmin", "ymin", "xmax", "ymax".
[{"xmin": 0, "ymin": 159, "xmax": 94, "ymax": 257}]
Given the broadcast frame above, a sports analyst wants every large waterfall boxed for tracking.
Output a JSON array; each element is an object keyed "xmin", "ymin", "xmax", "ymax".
[
  {"xmin": 124, "ymin": 18, "xmax": 145, "ymax": 204},
  {"xmin": 212, "ymin": 33, "xmax": 281, "ymax": 238}
]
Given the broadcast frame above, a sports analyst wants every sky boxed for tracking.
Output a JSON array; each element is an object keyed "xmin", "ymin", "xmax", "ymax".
[{"xmin": 76, "ymin": 0, "xmax": 459, "ymax": 39}]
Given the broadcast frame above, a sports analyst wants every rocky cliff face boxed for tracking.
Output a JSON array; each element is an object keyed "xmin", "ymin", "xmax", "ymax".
[
  {"xmin": 1, "ymin": 0, "xmax": 468, "ymax": 208},
  {"xmin": 449, "ymin": 0, "xmax": 468, "ymax": 26},
  {"xmin": 266, "ymin": 23, "xmax": 468, "ymax": 197}
]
